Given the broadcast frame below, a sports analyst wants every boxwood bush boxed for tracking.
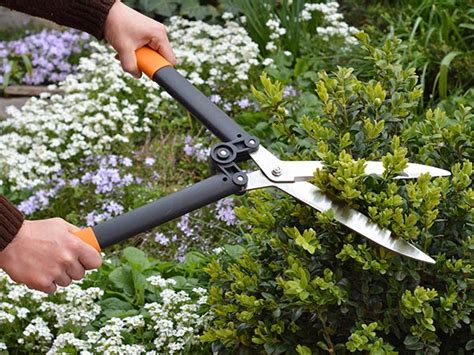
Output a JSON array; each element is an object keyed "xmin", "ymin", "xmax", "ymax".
[{"xmin": 201, "ymin": 35, "xmax": 473, "ymax": 354}]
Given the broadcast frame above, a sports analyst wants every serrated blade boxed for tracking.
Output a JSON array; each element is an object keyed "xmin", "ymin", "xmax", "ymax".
[{"xmin": 249, "ymin": 176, "xmax": 435, "ymax": 264}]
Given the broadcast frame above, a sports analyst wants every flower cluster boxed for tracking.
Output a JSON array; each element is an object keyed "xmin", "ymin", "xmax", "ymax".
[
  {"xmin": 167, "ymin": 16, "xmax": 259, "ymax": 90},
  {"xmin": 17, "ymin": 176, "xmax": 65, "ymax": 215},
  {"xmin": 215, "ymin": 198, "xmax": 236, "ymax": 226},
  {"xmin": 39, "ymin": 284, "xmax": 103, "ymax": 328},
  {"xmin": 0, "ymin": 267, "xmax": 209, "ymax": 354},
  {"xmin": 183, "ymin": 135, "xmax": 210, "ymax": 162},
  {"xmin": 301, "ymin": 1, "xmax": 359, "ymax": 46},
  {"xmin": 265, "ymin": 16, "xmax": 287, "ymax": 52},
  {"xmin": 0, "ymin": 29, "xmax": 90, "ymax": 85},
  {"xmin": 145, "ymin": 281, "xmax": 209, "ymax": 354},
  {"xmin": 0, "ymin": 41, "xmax": 159, "ymax": 190}
]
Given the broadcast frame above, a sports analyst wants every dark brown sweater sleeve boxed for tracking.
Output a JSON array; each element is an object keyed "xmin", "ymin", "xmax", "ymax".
[
  {"xmin": 0, "ymin": 0, "xmax": 116, "ymax": 39},
  {"xmin": 0, "ymin": 196, "xmax": 24, "ymax": 251}
]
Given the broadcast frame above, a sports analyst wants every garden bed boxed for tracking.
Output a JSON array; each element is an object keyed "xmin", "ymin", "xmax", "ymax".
[{"xmin": 0, "ymin": 1, "xmax": 472, "ymax": 354}]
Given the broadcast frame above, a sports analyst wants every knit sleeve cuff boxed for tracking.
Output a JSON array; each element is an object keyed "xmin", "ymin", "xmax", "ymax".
[
  {"xmin": 0, "ymin": 196, "xmax": 24, "ymax": 251},
  {"xmin": 59, "ymin": 0, "xmax": 117, "ymax": 39}
]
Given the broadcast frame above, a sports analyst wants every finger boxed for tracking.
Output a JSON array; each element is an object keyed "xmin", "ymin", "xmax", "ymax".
[
  {"xmin": 37, "ymin": 281, "xmax": 57, "ymax": 294},
  {"xmin": 76, "ymin": 242, "xmax": 102, "ymax": 270},
  {"xmin": 118, "ymin": 46, "xmax": 141, "ymax": 78},
  {"xmin": 54, "ymin": 273, "xmax": 72, "ymax": 287},
  {"xmin": 66, "ymin": 261, "xmax": 86, "ymax": 281},
  {"xmin": 149, "ymin": 34, "xmax": 177, "ymax": 66}
]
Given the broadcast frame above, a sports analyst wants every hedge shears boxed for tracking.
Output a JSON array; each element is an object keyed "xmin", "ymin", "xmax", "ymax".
[{"xmin": 74, "ymin": 47, "xmax": 451, "ymax": 264}]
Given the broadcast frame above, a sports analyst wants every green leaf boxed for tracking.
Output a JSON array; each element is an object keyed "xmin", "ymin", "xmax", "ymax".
[
  {"xmin": 123, "ymin": 247, "xmax": 150, "ymax": 272},
  {"xmin": 438, "ymin": 51, "xmax": 461, "ymax": 99},
  {"xmin": 466, "ymin": 340, "xmax": 474, "ymax": 351},
  {"xmin": 224, "ymin": 244, "xmax": 246, "ymax": 258},
  {"xmin": 142, "ymin": 0, "xmax": 178, "ymax": 16},
  {"xmin": 109, "ymin": 267, "xmax": 135, "ymax": 296},
  {"xmin": 296, "ymin": 345, "xmax": 312, "ymax": 355}
]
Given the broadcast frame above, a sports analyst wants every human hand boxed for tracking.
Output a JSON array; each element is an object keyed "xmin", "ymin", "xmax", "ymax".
[
  {"xmin": 104, "ymin": 0, "xmax": 177, "ymax": 78},
  {"xmin": 0, "ymin": 218, "xmax": 102, "ymax": 294}
]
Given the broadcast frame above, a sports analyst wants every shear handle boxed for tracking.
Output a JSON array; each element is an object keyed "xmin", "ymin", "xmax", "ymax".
[
  {"xmin": 136, "ymin": 47, "xmax": 251, "ymax": 142},
  {"xmin": 75, "ymin": 174, "xmax": 243, "ymax": 249}
]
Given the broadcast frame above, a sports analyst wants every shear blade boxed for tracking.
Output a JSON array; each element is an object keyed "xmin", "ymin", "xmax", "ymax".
[
  {"xmin": 277, "ymin": 181, "xmax": 435, "ymax": 263},
  {"xmin": 247, "ymin": 171, "xmax": 435, "ymax": 264}
]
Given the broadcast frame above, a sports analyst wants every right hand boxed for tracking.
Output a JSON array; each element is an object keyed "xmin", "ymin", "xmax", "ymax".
[{"xmin": 0, "ymin": 218, "xmax": 102, "ymax": 294}]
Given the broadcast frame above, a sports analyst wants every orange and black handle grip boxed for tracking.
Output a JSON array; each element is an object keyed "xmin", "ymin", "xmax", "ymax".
[
  {"xmin": 135, "ymin": 47, "xmax": 252, "ymax": 143},
  {"xmin": 73, "ymin": 174, "xmax": 243, "ymax": 250}
]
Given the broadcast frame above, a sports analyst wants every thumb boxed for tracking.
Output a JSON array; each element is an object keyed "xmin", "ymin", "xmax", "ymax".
[{"xmin": 117, "ymin": 46, "xmax": 141, "ymax": 78}]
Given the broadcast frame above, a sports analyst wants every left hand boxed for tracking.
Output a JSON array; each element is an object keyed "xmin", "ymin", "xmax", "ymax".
[{"xmin": 104, "ymin": 0, "xmax": 177, "ymax": 78}]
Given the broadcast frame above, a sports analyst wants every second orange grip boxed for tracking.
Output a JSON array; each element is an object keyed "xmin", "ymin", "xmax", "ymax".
[
  {"xmin": 136, "ymin": 47, "xmax": 172, "ymax": 79},
  {"xmin": 73, "ymin": 228, "xmax": 101, "ymax": 252}
]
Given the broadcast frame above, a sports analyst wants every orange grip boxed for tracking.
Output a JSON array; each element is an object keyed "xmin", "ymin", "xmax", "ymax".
[
  {"xmin": 73, "ymin": 228, "xmax": 101, "ymax": 252},
  {"xmin": 136, "ymin": 47, "xmax": 172, "ymax": 79}
]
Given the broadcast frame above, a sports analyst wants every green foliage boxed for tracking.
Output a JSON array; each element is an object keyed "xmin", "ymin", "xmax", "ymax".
[
  {"xmin": 346, "ymin": 322, "xmax": 397, "ymax": 354},
  {"xmin": 124, "ymin": 0, "xmax": 222, "ymax": 20},
  {"xmin": 202, "ymin": 37, "xmax": 473, "ymax": 353},
  {"xmin": 366, "ymin": 0, "xmax": 474, "ymax": 104}
]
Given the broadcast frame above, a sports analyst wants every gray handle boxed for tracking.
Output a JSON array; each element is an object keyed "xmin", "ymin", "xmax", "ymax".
[{"xmin": 91, "ymin": 174, "xmax": 243, "ymax": 248}]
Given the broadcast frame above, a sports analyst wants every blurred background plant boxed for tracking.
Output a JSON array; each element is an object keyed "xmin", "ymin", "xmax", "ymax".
[{"xmin": 0, "ymin": 29, "xmax": 91, "ymax": 88}]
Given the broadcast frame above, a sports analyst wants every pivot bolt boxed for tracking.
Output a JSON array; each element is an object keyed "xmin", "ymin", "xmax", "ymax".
[
  {"xmin": 272, "ymin": 167, "xmax": 282, "ymax": 176},
  {"xmin": 218, "ymin": 149, "xmax": 229, "ymax": 157}
]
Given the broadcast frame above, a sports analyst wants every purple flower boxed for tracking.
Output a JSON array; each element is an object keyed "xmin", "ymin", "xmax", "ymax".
[
  {"xmin": 86, "ymin": 212, "xmax": 97, "ymax": 227},
  {"xmin": 177, "ymin": 214, "xmax": 194, "ymax": 237},
  {"xmin": 104, "ymin": 201, "xmax": 124, "ymax": 215},
  {"xmin": 0, "ymin": 28, "xmax": 90, "ymax": 85},
  {"xmin": 209, "ymin": 95, "xmax": 222, "ymax": 104},
  {"xmin": 69, "ymin": 178, "xmax": 79, "ymax": 187},
  {"xmin": 215, "ymin": 198, "xmax": 236, "ymax": 226},
  {"xmin": 183, "ymin": 136, "xmax": 210, "ymax": 162},
  {"xmin": 154, "ymin": 232, "xmax": 170, "ymax": 246},
  {"xmin": 121, "ymin": 157, "xmax": 133, "ymax": 167},
  {"xmin": 236, "ymin": 98, "xmax": 251, "ymax": 109},
  {"xmin": 18, "ymin": 198, "xmax": 40, "ymax": 215},
  {"xmin": 283, "ymin": 85, "xmax": 298, "ymax": 98},
  {"xmin": 183, "ymin": 135, "xmax": 195, "ymax": 156}
]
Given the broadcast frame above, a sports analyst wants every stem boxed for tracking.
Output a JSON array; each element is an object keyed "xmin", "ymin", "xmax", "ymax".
[{"xmin": 317, "ymin": 313, "xmax": 336, "ymax": 354}]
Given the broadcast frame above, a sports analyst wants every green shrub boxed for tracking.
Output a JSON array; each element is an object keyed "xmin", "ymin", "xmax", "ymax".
[{"xmin": 201, "ymin": 36, "xmax": 473, "ymax": 354}]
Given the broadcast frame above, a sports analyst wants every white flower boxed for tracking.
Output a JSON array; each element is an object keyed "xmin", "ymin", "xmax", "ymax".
[
  {"xmin": 300, "ymin": 1, "xmax": 359, "ymax": 47},
  {"xmin": 222, "ymin": 12, "xmax": 234, "ymax": 20},
  {"xmin": 266, "ymin": 41, "xmax": 277, "ymax": 51},
  {"xmin": 262, "ymin": 58, "xmax": 274, "ymax": 66},
  {"xmin": 147, "ymin": 275, "xmax": 177, "ymax": 288}
]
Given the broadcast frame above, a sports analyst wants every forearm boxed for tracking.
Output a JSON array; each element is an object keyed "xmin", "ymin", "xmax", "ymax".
[
  {"xmin": 0, "ymin": 196, "xmax": 24, "ymax": 251},
  {"xmin": 0, "ymin": 0, "xmax": 116, "ymax": 39}
]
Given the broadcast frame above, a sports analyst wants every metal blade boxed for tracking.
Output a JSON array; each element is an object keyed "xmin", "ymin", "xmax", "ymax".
[
  {"xmin": 276, "ymin": 161, "xmax": 451, "ymax": 181},
  {"xmin": 250, "ymin": 146, "xmax": 451, "ymax": 183},
  {"xmin": 246, "ymin": 171, "xmax": 435, "ymax": 264}
]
